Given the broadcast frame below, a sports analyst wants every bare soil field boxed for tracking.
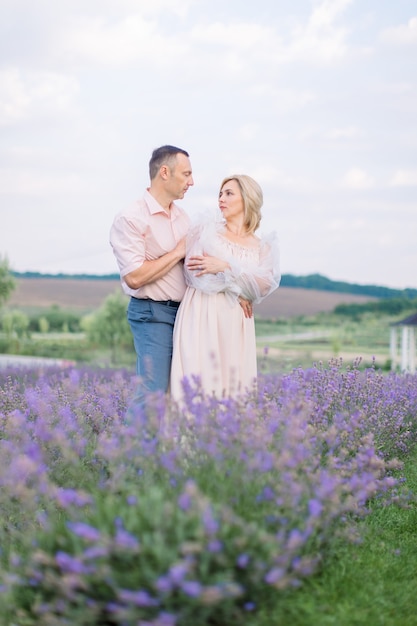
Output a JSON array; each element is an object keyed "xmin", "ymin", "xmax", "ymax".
[
  {"xmin": 9, "ymin": 278, "xmax": 377, "ymax": 318},
  {"xmin": 9, "ymin": 278, "xmax": 121, "ymax": 311},
  {"xmin": 256, "ymin": 287, "xmax": 377, "ymax": 319}
]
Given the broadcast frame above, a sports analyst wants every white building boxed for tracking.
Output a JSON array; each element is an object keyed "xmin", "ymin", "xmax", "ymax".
[{"xmin": 390, "ymin": 313, "xmax": 417, "ymax": 373}]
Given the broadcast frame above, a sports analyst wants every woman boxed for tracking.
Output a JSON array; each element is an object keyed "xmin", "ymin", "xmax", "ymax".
[{"xmin": 170, "ymin": 174, "xmax": 280, "ymax": 399}]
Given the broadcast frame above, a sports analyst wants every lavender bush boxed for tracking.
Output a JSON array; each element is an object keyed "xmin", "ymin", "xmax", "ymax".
[{"xmin": 0, "ymin": 360, "xmax": 416, "ymax": 625}]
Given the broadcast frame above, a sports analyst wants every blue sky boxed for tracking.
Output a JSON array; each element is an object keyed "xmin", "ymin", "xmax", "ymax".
[{"xmin": 1, "ymin": 0, "xmax": 416, "ymax": 288}]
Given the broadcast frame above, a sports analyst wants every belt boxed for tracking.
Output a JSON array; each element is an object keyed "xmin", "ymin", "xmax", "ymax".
[{"xmin": 132, "ymin": 297, "xmax": 180, "ymax": 309}]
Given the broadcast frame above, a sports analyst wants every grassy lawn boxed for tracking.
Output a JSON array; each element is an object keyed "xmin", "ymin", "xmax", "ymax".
[
  {"xmin": 248, "ymin": 448, "xmax": 417, "ymax": 626},
  {"xmin": 255, "ymin": 312, "xmax": 397, "ymax": 372},
  {"xmin": 2, "ymin": 303, "xmax": 413, "ymax": 374}
]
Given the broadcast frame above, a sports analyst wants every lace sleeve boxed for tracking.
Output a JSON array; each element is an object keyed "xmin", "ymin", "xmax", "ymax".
[
  {"xmin": 226, "ymin": 231, "xmax": 281, "ymax": 304},
  {"xmin": 183, "ymin": 216, "xmax": 280, "ymax": 305},
  {"xmin": 183, "ymin": 218, "xmax": 241, "ymax": 299}
]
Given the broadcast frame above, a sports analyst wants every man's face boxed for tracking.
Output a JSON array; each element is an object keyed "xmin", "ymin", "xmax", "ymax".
[{"xmin": 168, "ymin": 153, "xmax": 194, "ymax": 199}]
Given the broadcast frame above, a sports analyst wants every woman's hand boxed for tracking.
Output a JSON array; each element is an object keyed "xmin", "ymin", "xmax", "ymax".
[
  {"xmin": 187, "ymin": 254, "xmax": 230, "ymax": 277},
  {"xmin": 238, "ymin": 297, "xmax": 253, "ymax": 318}
]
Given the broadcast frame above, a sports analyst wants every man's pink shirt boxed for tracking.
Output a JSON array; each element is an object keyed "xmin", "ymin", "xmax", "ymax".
[{"xmin": 110, "ymin": 190, "xmax": 191, "ymax": 301}]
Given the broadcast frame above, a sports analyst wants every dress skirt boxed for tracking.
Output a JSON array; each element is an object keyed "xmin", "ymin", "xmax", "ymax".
[{"xmin": 170, "ymin": 286, "xmax": 257, "ymax": 400}]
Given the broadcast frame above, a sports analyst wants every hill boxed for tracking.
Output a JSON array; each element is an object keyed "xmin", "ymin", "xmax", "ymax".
[
  {"xmin": 8, "ymin": 277, "xmax": 378, "ymax": 318},
  {"xmin": 280, "ymin": 273, "xmax": 417, "ymax": 299}
]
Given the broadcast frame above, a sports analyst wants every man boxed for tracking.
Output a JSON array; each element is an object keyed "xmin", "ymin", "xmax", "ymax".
[{"xmin": 110, "ymin": 145, "xmax": 193, "ymax": 411}]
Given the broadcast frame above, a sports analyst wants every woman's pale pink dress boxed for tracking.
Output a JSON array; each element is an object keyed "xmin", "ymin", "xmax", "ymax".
[{"xmin": 170, "ymin": 219, "xmax": 280, "ymax": 400}]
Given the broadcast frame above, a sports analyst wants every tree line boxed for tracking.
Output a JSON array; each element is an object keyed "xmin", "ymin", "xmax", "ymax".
[
  {"xmin": 280, "ymin": 273, "xmax": 417, "ymax": 299},
  {"xmin": 12, "ymin": 270, "xmax": 417, "ymax": 299}
]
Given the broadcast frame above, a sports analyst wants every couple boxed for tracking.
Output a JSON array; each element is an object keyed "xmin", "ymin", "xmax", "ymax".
[{"xmin": 110, "ymin": 145, "xmax": 280, "ymax": 412}]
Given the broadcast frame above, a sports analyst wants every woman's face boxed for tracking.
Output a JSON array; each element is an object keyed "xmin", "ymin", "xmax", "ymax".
[{"xmin": 218, "ymin": 179, "xmax": 244, "ymax": 221}]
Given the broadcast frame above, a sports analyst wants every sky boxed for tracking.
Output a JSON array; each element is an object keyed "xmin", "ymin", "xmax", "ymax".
[{"xmin": 1, "ymin": 0, "xmax": 416, "ymax": 289}]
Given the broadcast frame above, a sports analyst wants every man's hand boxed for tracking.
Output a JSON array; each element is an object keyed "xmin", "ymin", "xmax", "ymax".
[{"xmin": 174, "ymin": 236, "xmax": 187, "ymax": 260}]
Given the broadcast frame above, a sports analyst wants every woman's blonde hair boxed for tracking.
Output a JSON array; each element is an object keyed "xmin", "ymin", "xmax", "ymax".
[{"xmin": 219, "ymin": 174, "xmax": 263, "ymax": 234}]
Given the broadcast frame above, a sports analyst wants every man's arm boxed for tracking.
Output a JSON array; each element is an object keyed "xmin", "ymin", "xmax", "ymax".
[{"xmin": 123, "ymin": 237, "xmax": 186, "ymax": 290}]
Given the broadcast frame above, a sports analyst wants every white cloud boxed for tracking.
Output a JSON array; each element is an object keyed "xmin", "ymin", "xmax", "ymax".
[
  {"xmin": 237, "ymin": 124, "xmax": 260, "ymax": 141},
  {"xmin": 0, "ymin": 68, "xmax": 79, "ymax": 126},
  {"xmin": 390, "ymin": 169, "xmax": 417, "ymax": 187},
  {"xmin": 170, "ymin": 0, "xmax": 355, "ymax": 79},
  {"xmin": 380, "ymin": 16, "xmax": 417, "ymax": 45},
  {"xmin": 310, "ymin": 0, "xmax": 353, "ymax": 28},
  {"xmin": 326, "ymin": 125, "xmax": 359, "ymax": 140},
  {"xmin": 132, "ymin": 0, "xmax": 193, "ymax": 18},
  {"xmin": 62, "ymin": 15, "xmax": 187, "ymax": 66},
  {"xmin": 247, "ymin": 85, "xmax": 316, "ymax": 111},
  {"xmin": 27, "ymin": 0, "xmax": 359, "ymax": 87},
  {"xmin": 0, "ymin": 69, "xmax": 30, "ymax": 125},
  {"xmin": 376, "ymin": 81, "xmax": 414, "ymax": 96},
  {"xmin": 326, "ymin": 217, "xmax": 366, "ymax": 232},
  {"xmin": 114, "ymin": 0, "xmax": 193, "ymax": 19},
  {"xmin": 189, "ymin": 21, "xmax": 280, "ymax": 76},
  {"xmin": 249, "ymin": 165, "xmax": 299, "ymax": 189},
  {"xmin": 1, "ymin": 1, "xmax": 416, "ymax": 288},
  {"xmin": 191, "ymin": 21, "xmax": 269, "ymax": 49},
  {"xmin": 342, "ymin": 168, "xmax": 375, "ymax": 189},
  {"xmin": 283, "ymin": 0, "xmax": 354, "ymax": 64},
  {"xmin": 0, "ymin": 168, "xmax": 91, "ymax": 195}
]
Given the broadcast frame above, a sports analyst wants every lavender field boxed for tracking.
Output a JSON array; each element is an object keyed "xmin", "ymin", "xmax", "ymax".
[{"xmin": 0, "ymin": 360, "xmax": 416, "ymax": 625}]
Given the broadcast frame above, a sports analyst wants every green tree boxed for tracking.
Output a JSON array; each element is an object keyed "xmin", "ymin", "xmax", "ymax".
[
  {"xmin": 38, "ymin": 317, "xmax": 50, "ymax": 333},
  {"xmin": 82, "ymin": 291, "xmax": 132, "ymax": 364},
  {"xmin": 1, "ymin": 309, "xmax": 30, "ymax": 353},
  {"xmin": 0, "ymin": 256, "xmax": 16, "ymax": 308},
  {"xmin": 42, "ymin": 305, "xmax": 81, "ymax": 332}
]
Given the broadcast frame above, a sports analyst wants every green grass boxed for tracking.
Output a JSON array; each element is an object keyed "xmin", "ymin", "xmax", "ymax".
[
  {"xmin": 247, "ymin": 448, "xmax": 417, "ymax": 626},
  {"xmin": 3, "ymin": 307, "xmax": 413, "ymax": 373},
  {"xmin": 254, "ymin": 311, "xmax": 404, "ymax": 372}
]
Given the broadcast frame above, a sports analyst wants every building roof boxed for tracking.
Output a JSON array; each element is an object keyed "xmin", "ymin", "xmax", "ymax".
[{"xmin": 392, "ymin": 312, "xmax": 417, "ymax": 326}]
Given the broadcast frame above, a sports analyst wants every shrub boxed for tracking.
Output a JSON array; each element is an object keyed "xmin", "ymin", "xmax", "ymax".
[
  {"xmin": 28, "ymin": 305, "xmax": 82, "ymax": 333},
  {"xmin": 0, "ymin": 361, "xmax": 415, "ymax": 625}
]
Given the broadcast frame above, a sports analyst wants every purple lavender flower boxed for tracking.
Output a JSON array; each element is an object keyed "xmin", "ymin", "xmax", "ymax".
[
  {"xmin": 265, "ymin": 567, "xmax": 285, "ymax": 585},
  {"xmin": 207, "ymin": 539, "xmax": 223, "ymax": 553},
  {"xmin": 55, "ymin": 551, "xmax": 93, "ymax": 575},
  {"xmin": 202, "ymin": 506, "xmax": 219, "ymax": 535},
  {"xmin": 177, "ymin": 491, "xmax": 192, "ymax": 511},
  {"xmin": 181, "ymin": 580, "xmax": 202, "ymax": 597},
  {"xmin": 83, "ymin": 546, "xmax": 109, "ymax": 560},
  {"xmin": 155, "ymin": 576, "xmax": 173, "ymax": 594},
  {"xmin": 141, "ymin": 612, "xmax": 177, "ymax": 626},
  {"xmin": 118, "ymin": 588, "xmax": 159, "ymax": 607},
  {"xmin": 54, "ymin": 488, "xmax": 92, "ymax": 508},
  {"xmin": 114, "ymin": 528, "xmax": 140, "ymax": 550},
  {"xmin": 168, "ymin": 562, "xmax": 189, "ymax": 585},
  {"xmin": 237, "ymin": 553, "xmax": 250, "ymax": 568},
  {"xmin": 308, "ymin": 499, "xmax": 323, "ymax": 517},
  {"xmin": 66, "ymin": 521, "xmax": 101, "ymax": 542}
]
